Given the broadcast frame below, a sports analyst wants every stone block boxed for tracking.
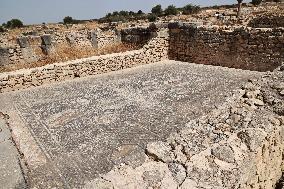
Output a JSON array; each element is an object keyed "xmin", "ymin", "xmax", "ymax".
[
  {"xmin": 168, "ymin": 22, "xmax": 183, "ymax": 30},
  {"xmin": 0, "ymin": 48, "xmax": 11, "ymax": 66},
  {"xmin": 90, "ymin": 31, "xmax": 98, "ymax": 48},
  {"xmin": 17, "ymin": 37, "xmax": 29, "ymax": 48},
  {"xmin": 41, "ymin": 34, "xmax": 52, "ymax": 45}
]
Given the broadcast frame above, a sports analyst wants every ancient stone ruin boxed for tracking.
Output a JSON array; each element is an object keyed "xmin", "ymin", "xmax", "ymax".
[{"xmin": 0, "ymin": 3, "xmax": 284, "ymax": 189}]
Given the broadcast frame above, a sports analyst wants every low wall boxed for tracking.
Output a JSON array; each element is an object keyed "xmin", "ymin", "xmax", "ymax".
[
  {"xmin": 168, "ymin": 23, "xmax": 284, "ymax": 71},
  {"xmin": 248, "ymin": 15, "xmax": 284, "ymax": 28},
  {"xmin": 1, "ymin": 22, "xmax": 284, "ymax": 92},
  {"xmin": 0, "ymin": 29, "xmax": 122, "ymax": 66},
  {"xmin": 0, "ymin": 29, "xmax": 169, "ymax": 93},
  {"xmin": 121, "ymin": 27, "xmax": 156, "ymax": 47}
]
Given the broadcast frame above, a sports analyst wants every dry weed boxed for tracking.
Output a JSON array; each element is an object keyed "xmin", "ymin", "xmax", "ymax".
[{"xmin": 0, "ymin": 43, "xmax": 137, "ymax": 73}]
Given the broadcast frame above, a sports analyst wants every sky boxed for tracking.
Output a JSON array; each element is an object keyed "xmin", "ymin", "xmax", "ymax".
[{"xmin": 0, "ymin": 0, "xmax": 250, "ymax": 25}]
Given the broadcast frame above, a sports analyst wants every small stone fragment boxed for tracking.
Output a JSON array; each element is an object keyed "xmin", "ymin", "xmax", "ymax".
[
  {"xmin": 146, "ymin": 141, "xmax": 173, "ymax": 163},
  {"xmin": 211, "ymin": 145, "xmax": 235, "ymax": 163},
  {"xmin": 180, "ymin": 178, "xmax": 198, "ymax": 189},
  {"xmin": 252, "ymin": 98, "xmax": 264, "ymax": 106},
  {"xmin": 245, "ymin": 89, "xmax": 261, "ymax": 99},
  {"xmin": 168, "ymin": 163, "xmax": 186, "ymax": 185},
  {"xmin": 231, "ymin": 114, "xmax": 241, "ymax": 124},
  {"xmin": 84, "ymin": 178, "xmax": 113, "ymax": 189},
  {"xmin": 243, "ymin": 82, "xmax": 260, "ymax": 91}
]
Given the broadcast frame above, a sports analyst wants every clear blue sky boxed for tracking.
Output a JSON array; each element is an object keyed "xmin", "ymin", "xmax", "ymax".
[{"xmin": 0, "ymin": 0, "xmax": 250, "ymax": 25}]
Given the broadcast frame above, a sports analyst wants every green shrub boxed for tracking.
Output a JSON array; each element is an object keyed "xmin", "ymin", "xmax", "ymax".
[
  {"xmin": 151, "ymin": 4, "xmax": 163, "ymax": 16},
  {"xmin": 63, "ymin": 16, "xmax": 74, "ymax": 24},
  {"xmin": 148, "ymin": 14, "xmax": 157, "ymax": 22},
  {"xmin": 0, "ymin": 26, "xmax": 6, "ymax": 32},
  {"xmin": 182, "ymin": 4, "xmax": 201, "ymax": 15},
  {"xmin": 119, "ymin": 11, "xmax": 129, "ymax": 16},
  {"xmin": 129, "ymin": 11, "xmax": 135, "ymax": 16},
  {"xmin": 5, "ymin": 19, "xmax": 23, "ymax": 29},
  {"xmin": 165, "ymin": 5, "xmax": 178, "ymax": 16},
  {"xmin": 251, "ymin": 0, "xmax": 262, "ymax": 5},
  {"xmin": 109, "ymin": 16, "xmax": 127, "ymax": 22},
  {"xmin": 137, "ymin": 10, "xmax": 144, "ymax": 15}
]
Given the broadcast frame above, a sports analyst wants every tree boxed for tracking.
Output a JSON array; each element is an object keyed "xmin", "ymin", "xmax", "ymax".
[
  {"xmin": 119, "ymin": 11, "xmax": 129, "ymax": 16},
  {"xmin": 5, "ymin": 19, "xmax": 24, "ymax": 29},
  {"xmin": 251, "ymin": 0, "xmax": 262, "ymax": 5},
  {"xmin": 0, "ymin": 26, "xmax": 5, "ymax": 32},
  {"xmin": 151, "ymin": 4, "xmax": 163, "ymax": 16},
  {"xmin": 129, "ymin": 11, "xmax": 135, "ymax": 16},
  {"xmin": 237, "ymin": 0, "xmax": 243, "ymax": 18},
  {"xmin": 106, "ymin": 13, "xmax": 112, "ymax": 18},
  {"xmin": 148, "ymin": 14, "xmax": 157, "ymax": 22},
  {"xmin": 164, "ymin": 5, "xmax": 178, "ymax": 16},
  {"xmin": 113, "ymin": 11, "xmax": 119, "ymax": 16},
  {"xmin": 63, "ymin": 16, "xmax": 74, "ymax": 24},
  {"xmin": 183, "ymin": 4, "xmax": 201, "ymax": 15},
  {"xmin": 137, "ymin": 10, "xmax": 144, "ymax": 15}
]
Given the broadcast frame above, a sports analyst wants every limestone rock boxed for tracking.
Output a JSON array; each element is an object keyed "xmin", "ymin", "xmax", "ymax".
[
  {"xmin": 246, "ymin": 98, "xmax": 264, "ymax": 106},
  {"xmin": 211, "ymin": 145, "xmax": 235, "ymax": 163},
  {"xmin": 91, "ymin": 162, "xmax": 178, "ymax": 189},
  {"xmin": 146, "ymin": 141, "xmax": 173, "ymax": 163},
  {"xmin": 245, "ymin": 90, "xmax": 260, "ymax": 99},
  {"xmin": 168, "ymin": 163, "xmax": 186, "ymax": 185},
  {"xmin": 84, "ymin": 178, "xmax": 113, "ymax": 189},
  {"xmin": 180, "ymin": 178, "xmax": 198, "ymax": 189}
]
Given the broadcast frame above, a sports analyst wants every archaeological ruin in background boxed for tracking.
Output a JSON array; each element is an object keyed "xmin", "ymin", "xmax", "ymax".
[{"xmin": 0, "ymin": 2, "xmax": 284, "ymax": 189}]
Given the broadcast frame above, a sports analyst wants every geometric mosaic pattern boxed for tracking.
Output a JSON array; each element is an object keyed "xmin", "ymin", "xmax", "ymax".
[{"xmin": 3, "ymin": 61, "xmax": 262, "ymax": 188}]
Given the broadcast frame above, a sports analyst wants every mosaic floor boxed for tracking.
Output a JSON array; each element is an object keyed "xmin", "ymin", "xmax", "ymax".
[{"xmin": 0, "ymin": 60, "xmax": 263, "ymax": 188}]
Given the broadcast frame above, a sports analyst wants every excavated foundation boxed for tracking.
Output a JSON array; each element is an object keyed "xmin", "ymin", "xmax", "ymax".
[
  {"xmin": 0, "ymin": 23, "xmax": 283, "ymax": 188},
  {"xmin": 0, "ymin": 60, "xmax": 267, "ymax": 188}
]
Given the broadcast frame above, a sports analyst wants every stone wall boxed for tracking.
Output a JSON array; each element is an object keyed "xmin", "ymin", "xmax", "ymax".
[
  {"xmin": 94, "ymin": 29, "xmax": 121, "ymax": 48},
  {"xmin": 121, "ymin": 27, "xmax": 156, "ymax": 47},
  {"xmin": 168, "ymin": 23, "xmax": 284, "ymax": 71},
  {"xmin": 248, "ymin": 15, "xmax": 284, "ymax": 28},
  {"xmin": 0, "ymin": 28, "xmax": 123, "ymax": 66},
  {"xmin": 52, "ymin": 29, "xmax": 120, "ymax": 48},
  {"xmin": 0, "ymin": 29, "xmax": 169, "ymax": 93},
  {"xmin": 0, "ymin": 36, "xmax": 41, "ymax": 66}
]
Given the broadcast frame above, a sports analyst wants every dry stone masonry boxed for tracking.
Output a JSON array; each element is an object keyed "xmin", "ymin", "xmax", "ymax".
[
  {"xmin": 168, "ymin": 22, "xmax": 284, "ymax": 72},
  {"xmin": 0, "ymin": 20, "xmax": 284, "ymax": 188},
  {"xmin": 0, "ymin": 28, "xmax": 169, "ymax": 93},
  {"xmin": 0, "ymin": 28, "xmax": 127, "ymax": 66},
  {"xmin": 1, "ymin": 22, "xmax": 283, "ymax": 92},
  {"xmin": 248, "ymin": 15, "xmax": 284, "ymax": 28}
]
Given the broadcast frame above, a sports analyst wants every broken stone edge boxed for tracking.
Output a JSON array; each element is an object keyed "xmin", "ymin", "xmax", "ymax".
[{"xmin": 84, "ymin": 70, "xmax": 284, "ymax": 189}]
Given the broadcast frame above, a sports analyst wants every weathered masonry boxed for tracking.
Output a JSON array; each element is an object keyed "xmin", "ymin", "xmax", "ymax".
[
  {"xmin": 0, "ymin": 27, "xmax": 153, "ymax": 66},
  {"xmin": 0, "ymin": 28, "xmax": 169, "ymax": 93},
  {"xmin": 168, "ymin": 23, "xmax": 284, "ymax": 72},
  {"xmin": 1, "ymin": 22, "xmax": 284, "ymax": 92},
  {"xmin": 0, "ymin": 22, "xmax": 284, "ymax": 189}
]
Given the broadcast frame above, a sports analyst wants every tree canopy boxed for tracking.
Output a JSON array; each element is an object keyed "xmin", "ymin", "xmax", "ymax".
[
  {"xmin": 251, "ymin": 0, "xmax": 262, "ymax": 5},
  {"xmin": 182, "ymin": 4, "xmax": 201, "ymax": 15},
  {"xmin": 63, "ymin": 16, "xmax": 74, "ymax": 24},
  {"xmin": 151, "ymin": 4, "xmax": 163, "ymax": 16},
  {"xmin": 164, "ymin": 5, "xmax": 178, "ymax": 16},
  {"xmin": 4, "ymin": 19, "xmax": 24, "ymax": 29}
]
